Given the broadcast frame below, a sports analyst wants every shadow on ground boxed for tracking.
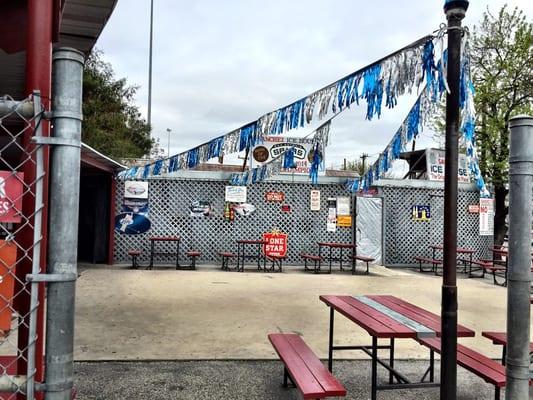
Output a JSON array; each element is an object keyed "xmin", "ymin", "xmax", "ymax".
[{"xmin": 74, "ymin": 360, "xmax": 517, "ymax": 400}]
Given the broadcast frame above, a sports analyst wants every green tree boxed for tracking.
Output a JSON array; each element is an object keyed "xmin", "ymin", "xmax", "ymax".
[
  {"xmin": 472, "ymin": 6, "xmax": 533, "ymax": 245},
  {"xmin": 82, "ymin": 49, "xmax": 152, "ymax": 160},
  {"xmin": 433, "ymin": 6, "xmax": 532, "ymax": 245}
]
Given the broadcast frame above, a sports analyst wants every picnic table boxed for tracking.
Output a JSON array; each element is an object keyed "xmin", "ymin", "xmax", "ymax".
[
  {"xmin": 320, "ymin": 294, "xmax": 474, "ymax": 400},
  {"xmin": 235, "ymin": 239, "xmax": 268, "ymax": 272},
  {"xmin": 148, "ymin": 236, "xmax": 180, "ymax": 269},
  {"xmin": 430, "ymin": 244, "xmax": 476, "ymax": 274},
  {"xmin": 482, "ymin": 331, "xmax": 533, "ymax": 365},
  {"xmin": 317, "ymin": 242, "xmax": 356, "ymax": 273}
]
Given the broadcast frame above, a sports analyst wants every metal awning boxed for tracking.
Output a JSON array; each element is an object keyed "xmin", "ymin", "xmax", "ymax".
[{"xmin": 0, "ymin": 0, "xmax": 117, "ymax": 99}]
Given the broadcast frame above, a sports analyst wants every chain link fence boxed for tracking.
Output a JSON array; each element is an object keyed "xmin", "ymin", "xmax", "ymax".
[{"xmin": 0, "ymin": 93, "xmax": 45, "ymax": 399}]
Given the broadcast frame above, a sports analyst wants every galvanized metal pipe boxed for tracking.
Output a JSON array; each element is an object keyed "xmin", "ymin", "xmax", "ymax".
[
  {"xmin": 441, "ymin": 1, "xmax": 468, "ymax": 399},
  {"xmin": 45, "ymin": 48, "xmax": 84, "ymax": 400},
  {"xmin": 26, "ymin": 92, "xmax": 45, "ymax": 400},
  {"xmin": 0, "ymin": 99, "xmax": 34, "ymax": 119},
  {"xmin": 505, "ymin": 115, "xmax": 533, "ymax": 400}
]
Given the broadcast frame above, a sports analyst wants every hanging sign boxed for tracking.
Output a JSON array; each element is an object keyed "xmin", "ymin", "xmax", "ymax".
[
  {"xmin": 124, "ymin": 181, "xmax": 149, "ymax": 199},
  {"xmin": 426, "ymin": 149, "xmax": 469, "ymax": 183},
  {"xmin": 310, "ymin": 190, "xmax": 320, "ymax": 211},
  {"xmin": 412, "ymin": 205, "xmax": 431, "ymax": 222},
  {"xmin": 252, "ymin": 136, "xmax": 324, "ymax": 175},
  {"xmin": 479, "ymin": 198, "xmax": 494, "ymax": 236},
  {"xmin": 336, "ymin": 196, "xmax": 351, "ymax": 215},
  {"xmin": 233, "ymin": 203, "xmax": 256, "ymax": 216},
  {"xmin": 0, "ymin": 171, "xmax": 24, "ymax": 223},
  {"xmin": 265, "ymin": 191, "xmax": 285, "ymax": 202},
  {"xmin": 262, "ymin": 230, "xmax": 288, "ymax": 257},
  {"xmin": 468, "ymin": 204, "xmax": 480, "ymax": 213},
  {"xmin": 327, "ymin": 198, "xmax": 337, "ymax": 232},
  {"xmin": 114, "ymin": 213, "xmax": 151, "ymax": 234},
  {"xmin": 225, "ymin": 186, "xmax": 247, "ymax": 203},
  {"xmin": 337, "ymin": 215, "xmax": 352, "ymax": 227},
  {"xmin": 190, "ymin": 200, "xmax": 214, "ymax": 217}
]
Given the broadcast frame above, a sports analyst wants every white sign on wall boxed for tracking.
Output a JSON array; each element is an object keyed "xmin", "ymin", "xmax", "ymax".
[
  {"xmin": 310, "ymin": 190, "xmax": 321, "ymax": 211},
  {"xmin": 124, "ymin": 181, "xmax": 149, "ymax": 199},
  {"xmin": 426, "ymin": 148, "xmax": 470, "ymax": 183},
  {"xmin": 479, "ymin": 198, "xmax": 494, "ymax": 236},
  {"xmin": 336, "ymin": 196, "xmax": 351, "ymax": 216},
  {"xmin": 225, "ymin": 186, "xmax": 247, "ymax": 203}
]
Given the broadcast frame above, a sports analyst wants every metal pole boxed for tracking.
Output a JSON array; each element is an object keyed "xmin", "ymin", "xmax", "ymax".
[
  {"xmin": 26, "ymin": 92, "xmax": 45, "ymax": 400},
  {"xmin": 167, "ymin": 128, "xmax": 171, "ymax": 157},
  {"xmin": 45, "ymin": 48, "xmax": 84, "ymax": 400},
  {"xmin": 441, "ymin": 1, "xmax": 468, "ymax": 399},
  {"xmin": 505, "ymin": 115, "xmax": 533, "ymax": 399},
  {"xmin": 147, "ymin": 0, "xmax": 154, "ymax": 129}
]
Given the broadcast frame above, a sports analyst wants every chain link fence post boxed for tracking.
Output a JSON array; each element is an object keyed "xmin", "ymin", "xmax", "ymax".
[
  {"xmin": 45, "ymin": 48, "xmax": 84, "ymax": 400},
  {"xmin": 506, "ymin": 115, "xmax": 533, "ymax": 399}
]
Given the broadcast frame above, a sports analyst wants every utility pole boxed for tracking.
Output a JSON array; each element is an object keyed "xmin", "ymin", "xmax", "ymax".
[
  {"xmin": 360, "ymin": 153, "xmax": 368, "ymax": 173},
  {"xmin": 147, "ymin": 0, "xmax": 154, "ymax": 130},
  {"xmin": 166, "ymin": 128, "xmax": 171, "ymax": 157},
  {"xmin": 441, "ymin": 1, "xmax": 468, "ymax": 400}
]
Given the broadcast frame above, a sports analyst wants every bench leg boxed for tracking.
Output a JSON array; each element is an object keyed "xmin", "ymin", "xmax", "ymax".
[
  {"xmin": 389, "ymin": 338, "xmax": 395, "ymax": 384},
  {"xmin": 494, "ymin": 387, "xmax": 500, "ymax": 400},
  {"xmin": 328, "ymin": 307, "xmax": 334, "ymax": 372},
  {"xmin": 371, "ymin": 336, "xmax": 378, "ymax": 400}
]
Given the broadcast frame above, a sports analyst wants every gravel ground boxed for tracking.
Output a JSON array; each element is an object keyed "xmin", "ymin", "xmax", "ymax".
[{"xmin": 73, "ymin": 359, "xmax": 519, "ymax": 400}]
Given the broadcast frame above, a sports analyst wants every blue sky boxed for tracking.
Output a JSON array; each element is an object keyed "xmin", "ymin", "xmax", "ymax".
[{"xmin": 96, "ymin": 0, "xmax": 532, "ymax": 169}]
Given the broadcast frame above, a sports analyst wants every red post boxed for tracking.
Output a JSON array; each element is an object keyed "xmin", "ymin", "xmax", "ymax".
[{"xmin": 15, "ymin": 0, "xmax": 54, "ymax": 396}]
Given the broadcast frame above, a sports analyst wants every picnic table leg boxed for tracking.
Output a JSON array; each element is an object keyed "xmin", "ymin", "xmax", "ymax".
[
  {"xmin": 149, "ymin": 239, "xmax": 155, "ymax": 270},
  {"xmin": 329, "ymin": 246, "xmax": 333, "ymax": 274},
  {"xmin": 328, "ymin": 307, "xmax": 334, "ymax": 372},
  {"xmin": 501, "ymin": 345, "xmax": 506, "ymax": 366},
  {"xmin": 339, "ymin": 248, "xmax": 343, "ymax": 270},
  {"xmin": 371, "ymin": 336, "xmax": 378, "ymax": 400},
  {"xmin": 283, "ymin": 366, "xmax": 288, "ymax": 387},
  {"xmin": 389, "ymin": 338, "xmax": 394, "ymax": 384},
  {"xmin": 494, "ymin": 387, "xmax": 500, "ymax": 400},
  {"xmin": 175, "ymin": 240, "xmax": 180, "ymax": 269},
  {"xmin": 237, "ymin": 243, "xmax": 242, "ymax": 272},
  {"xmin": 429, "ymin": 349, "xmax": 434, "ymax": 382},
  {"xmin": 257, "ymin": 244, "xmax": 262, "ymax": 271}
]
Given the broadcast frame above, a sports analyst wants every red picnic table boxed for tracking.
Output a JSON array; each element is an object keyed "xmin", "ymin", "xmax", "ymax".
[
  {"xmin": 482, "ymin": 331, "xmax": 533, "ymax": 365},
  {"xmin": 235, "ymin": 239, "xmax": 268, "ymax": 272},
  {"xmin": 148, "ymin": 236, "xmax": 181, "ymax": 269},
  {"xmin": 429, "ymin": 244, "xmax": 476, "ymax": 274},
  {"xmin": 317, "ymin": 242, "xmax": 356, "ymax": 273},
  {"xmin": 320, "ymin": 294, "xmax": 475, "ymax": 400}
]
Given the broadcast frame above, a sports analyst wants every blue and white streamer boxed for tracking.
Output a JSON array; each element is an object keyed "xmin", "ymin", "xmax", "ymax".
[{"xmin": 118, "ymin": 34, "xmax": 438, "ymax": 180}]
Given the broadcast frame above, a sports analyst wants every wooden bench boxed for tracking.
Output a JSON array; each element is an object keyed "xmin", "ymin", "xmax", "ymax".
[
  {"xmin": 352, "ymin": 255, "xmax": 375, "ymax": 275},
  {"xmin": 301, "ymin": 254, "xmax": 324, "ymax": 274},
  {"xmin": 182, "ymin": 250, "xmax": 201, "ymax": 270},
  {"xmin": 266, "ymin": 255, "xmax": 286, "ymax": 272},
  {"xmin": 413, "ymin": 256, "xmax": 442, "ymax": 274},
  {"xmin": 268, "ymin": 333, "xmax": 346, "ymax": 399},
  {"xmin": 127, "ymin": 249, "xmax": 142, "ymax": 269},
  {"xmin": 482, "ymin": 331, "xmax": 533, "ymax": 365},
  {"xmin": 218, "ymin": 251, "xmax": 236, "ymax": 271},
  {"xmin": 417, "ymin": 336, "xmax": 532, "ymax": 400}
]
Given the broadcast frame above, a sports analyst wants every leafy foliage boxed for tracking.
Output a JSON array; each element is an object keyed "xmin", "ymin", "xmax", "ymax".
[{"xmin": 82, "ymin": 49, "xmax": 152, "ymax": 160}]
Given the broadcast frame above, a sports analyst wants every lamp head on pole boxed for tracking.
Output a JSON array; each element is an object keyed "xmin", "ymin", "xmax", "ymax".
[{"xmin": 444, "ymin": 0, "xmax": 469, "ymax": 13}]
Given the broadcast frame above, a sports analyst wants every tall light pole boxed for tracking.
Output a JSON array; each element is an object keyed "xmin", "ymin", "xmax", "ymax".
[
  {"xmin": 166, "ymin": 128, "xmax": 172, "ymax": 157},
  {"xmin": 147, "ymin": 0, "xmax": 154, "ymax": 131},
  {"xmin": 441, "ymin": 1, "xmax": 468, "ymax": 399}
]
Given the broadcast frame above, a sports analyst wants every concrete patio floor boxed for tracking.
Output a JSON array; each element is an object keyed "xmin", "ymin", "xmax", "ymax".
[{"xmin": 74, "ymin": 263, "xmax": 525, "ymax": 361}]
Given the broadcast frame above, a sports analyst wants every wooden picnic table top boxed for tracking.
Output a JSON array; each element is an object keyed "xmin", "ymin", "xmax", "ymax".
[
  {"xmin": 320, "ymin": 294, "xmax": 475, "ymax": 339},
  {"xmin": 236, "ymin": 239, "xmax": 268, "ymax": 245},
  {"xmin": 317, "ymin": 242, "xmax": 356, "ymax": 249},
  {"xmin": 430, "ymin": 244, "xmax": 475, "ymax": 254},
  {"xmin": 150, "ymin": 236, "xmax": 180, "ymax": 241},
  {"xmin": 482, "ymin": 331, "xmax": 533, "ymax": 352}
]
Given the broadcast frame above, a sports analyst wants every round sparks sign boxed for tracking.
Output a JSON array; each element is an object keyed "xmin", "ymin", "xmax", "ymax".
[{"xmin": 262, "ymin": 230, "xmax": 288, "ymax": 257}]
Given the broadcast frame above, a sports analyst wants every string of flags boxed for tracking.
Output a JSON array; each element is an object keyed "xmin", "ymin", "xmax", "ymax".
[
  {"xmin": 228, "ymin": 121, "xmax": 331, "ymax": 186},
  {"xmin": 118, "ymin": 34, "xmax": 440, "ymax": 181},
  {"xmin": 345, "ymin": 30, "xmax": 489, "ymax": 197}
]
